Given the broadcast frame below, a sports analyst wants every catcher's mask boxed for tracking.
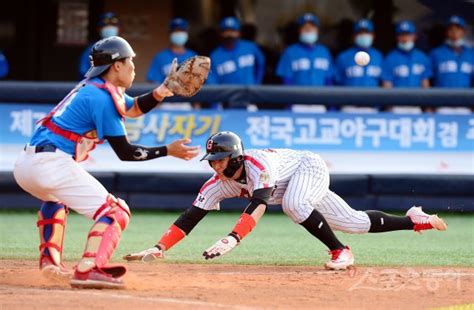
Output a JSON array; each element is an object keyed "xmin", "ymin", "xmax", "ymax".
[
  {"xmin": 201, "ymin": 131, "xmax": 244, "ymax": 178},
  {"xmin": 85, "ymin": 36, "xmax": 135, "ymax": 78}
]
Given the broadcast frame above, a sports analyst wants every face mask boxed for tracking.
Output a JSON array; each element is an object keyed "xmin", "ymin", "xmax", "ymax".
[
  {"xmin": 446, "ymin": 38, "xmax": 464, "ymax": 48},
  {"xmin": 100, "ymin": 26, "xmax": 119, "ymax": 38},
  {"xmin": 222, "ymin": 36, "xmax": 238, "ymax": 46},
  {"xmin": 300, "ymin": 32, "xmax": 318, "ymax": 45},
  {"xmin": 170, "ymin": 32, "xmax": 188, "ymax": 46},
  {"xmin": 398, "ymin": 41, "xmax": 414, "ymax": 51},
  {"xmin": 355, "ymin": 34, "xmax": 373, "ymax": 48}
]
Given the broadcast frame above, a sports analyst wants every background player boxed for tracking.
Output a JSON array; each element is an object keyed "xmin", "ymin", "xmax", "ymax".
[
  {"xmin": 79, "ymin": 12, "xmax": 121, "ymax": 78},
  {"xmin": 382, "ymin": 20, "xmax": 432, "ymax": 88},
  {"xmin": 207, "ymin": 16, "xmax": 265, "ymax": 85},
  {"xmin": 335, "ymin": 19, "xmax": 383, "ymax": 87},
  {"xmin": 13, "ymin": 36, "xmax": 199, "ymax": 289},
  {"xmin": 124, "ymin": 131, "xmax": 447, "ymax": 270},
  {"xmin": 0, "ymin": 49, "xmax": 9, "ymax": 79},
  {"xmin": 430, "ymin": 15, "xmax": 473, "ymax": 88},
  {"xmin": 276, "ymin": 13, "xmax": 333, "ymax": 86},
  {"xmin": 147, "ymin": 18, "xmax": 196, "ymax": 83}
]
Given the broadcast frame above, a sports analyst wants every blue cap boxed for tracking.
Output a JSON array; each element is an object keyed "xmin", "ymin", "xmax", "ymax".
[
  {"xmin": 169, "ymin": 18, "xmax": 189, "ymax": 31},
  {"xmin": 354, "ymin": 19, "xmax": 374, "ymax": 33},
  {"xmin": 396, "ymin": 20, "xmax": 416, "ymax": 34},
  {"xmin": 297, "ymin": 13, "xmax": 320, "ymax": 27},
  {"xmin": 220, "ymin": 17, "xmax": 241, "ymax": 31},
  {"xmin": 98, "ymin": 12, "xmax": 120, "ymax": 27},
  {"xmin": 447, "ymin": 15, "xmax": 465, "ymax": 28}
]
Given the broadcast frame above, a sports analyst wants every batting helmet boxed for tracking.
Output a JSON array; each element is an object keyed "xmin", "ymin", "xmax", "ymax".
[
  {"xmin": 85, "ymin": 36, "xmax": 135, "ymax": 78},
  {"xmin": 201, "ymin": 131, "xmax": 244, "ymax": 177}
]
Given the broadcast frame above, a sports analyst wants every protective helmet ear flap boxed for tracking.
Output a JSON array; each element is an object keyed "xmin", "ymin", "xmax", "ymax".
[{"xmin": 223, "ymin": 155, "xmax": 244, "ymax": 178}]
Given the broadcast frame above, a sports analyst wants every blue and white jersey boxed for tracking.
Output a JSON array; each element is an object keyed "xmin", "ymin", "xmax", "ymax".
[
  {"xmin": 430, "ymin": 44, "xmax": 474, "ymax": 87},
  {"xmin": 276, "ymin": 43, "xmax": 333, "ymax": 86},
  {"xmin": 0, "ymin": 51, "xmax": 9, "ymax": 78},
  {"xmin": 382, "ymin": 48, "xmax": 432, "ymax": 87},
  {"xmin": 30, "ymin": 78, "xmax": 134, "ymax": 155},
  {"xmin": 335, "ymin": 46, "xmax": 383, "ymax": 86},
  {"xmin": 207, "ymin": 39, "xmax": 265, "ymax": 85},
  {"xmin": 147, "ymin": 48, "xmax": 197, "ymax": 83}
]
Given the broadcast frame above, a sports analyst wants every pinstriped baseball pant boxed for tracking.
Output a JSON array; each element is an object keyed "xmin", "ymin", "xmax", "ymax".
[{"xmin": 281, "ymin": 154, "xmax": 371, "ymax": 234}]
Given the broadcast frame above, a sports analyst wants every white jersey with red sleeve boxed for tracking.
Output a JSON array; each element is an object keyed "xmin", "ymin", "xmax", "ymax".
[
  {"xmin": 193, "ymin": 148, "xmax": 315, "ymax": 210},
  {"xmin": 194, "ymin": 148, "xmax": 373, "ymax": 234},
  {"xmin": 192, "ymin": 174, "xmax": 241, "ymax": 211}
]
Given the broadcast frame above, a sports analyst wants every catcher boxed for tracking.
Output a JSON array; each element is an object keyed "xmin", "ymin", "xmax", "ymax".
[
  {"xmin": 13, "ymin": 36, "xmax": 209, "ymax": 289},
  {"xmin": 125, "ymin": 131, "xmax": 447, "ymax": 269}
]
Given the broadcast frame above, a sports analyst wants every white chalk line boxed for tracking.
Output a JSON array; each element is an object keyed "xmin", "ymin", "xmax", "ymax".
[{"xmin": 0, "ymin": 285, "xmax": 260, "ymax": 310}]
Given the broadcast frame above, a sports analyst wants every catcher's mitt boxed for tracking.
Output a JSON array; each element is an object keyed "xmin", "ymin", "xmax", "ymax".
[{"xmin": 163, "ymin": 56, "xmax": 211, "ymax": 97}]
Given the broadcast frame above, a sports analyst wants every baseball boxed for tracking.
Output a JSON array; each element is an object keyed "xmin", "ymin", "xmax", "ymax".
[{"xmin": 354, "ymin": 51, "xmax": 370, "ymax": 66}]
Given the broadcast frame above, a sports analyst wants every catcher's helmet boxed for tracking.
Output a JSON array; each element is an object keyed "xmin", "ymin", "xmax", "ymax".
[
  {"xmin": 85, "ymin": 36, "xmax": 135, "ymax": 78},
  {"xmin": 201, "ymin": 131, "xmax": 245, "ymax": 178}
]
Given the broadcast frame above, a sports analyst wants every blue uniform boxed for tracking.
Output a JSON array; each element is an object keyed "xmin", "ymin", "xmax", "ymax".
[
  {"xmin": 30, "ymin": 78, "xmax": 134, "ymax": 155},
  {"xmin": 382, "ymin": 48, "xmax": 432, "ymax": 87},
  {"xmin": 147, "ymin": 48, "xmax": 197, "ymax": 83},
  {"xmin": 207, "ymin": 39, "xmax": 265, "ymax": 85},
  {"xmin": 335, "ymin": 46, "xmax": 383, "ymax": 86},
  {"xmin": 276, "ymin": 43, "xmax": 333, "ymax": 86},
  {"xmin": 0, "ymin": 51, "xmax": 9, "ymax": 78},
  {"xmin": 79, "ymin": 44, "xmax": 94, "ymax": 78},
  {"xmin": 430, "ymin": 44, "xmax": 474, "ymax": 87}
]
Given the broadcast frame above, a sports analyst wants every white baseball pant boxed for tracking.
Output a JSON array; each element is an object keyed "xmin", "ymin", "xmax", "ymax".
[{"xmin": 13, "ymin": 146, "xmax": 109, "ymax": 219}]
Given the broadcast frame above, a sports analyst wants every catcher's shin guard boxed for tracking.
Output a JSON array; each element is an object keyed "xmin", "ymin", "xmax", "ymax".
[
  {"xmin": 38, "ymin": 202, "xmax": 68, "ymax": 268},
  {"xmin": 76, "ymin": 195, "xmax": 130, "ymax": 278}
]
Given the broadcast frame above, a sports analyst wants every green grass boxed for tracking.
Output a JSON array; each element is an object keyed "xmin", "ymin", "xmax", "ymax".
[{"xmin": 0, "ymin": 211, "xmax": 473, "ymax": 267}]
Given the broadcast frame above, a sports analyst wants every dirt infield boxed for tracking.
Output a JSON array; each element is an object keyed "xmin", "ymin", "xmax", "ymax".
[{"xmin": 1, "ymin": 260, "xmax": 473, "ymax": 309}]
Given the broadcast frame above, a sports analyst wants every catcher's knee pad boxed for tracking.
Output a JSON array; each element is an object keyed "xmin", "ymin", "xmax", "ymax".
[
  {"xmin": 92, "ymin": 194, "xmax": 130, "ymax": 228},
  {"xmin": 77, "ymin": 194, "xmax": 130, "ymax": 273},
  {"xmin": 37, "ymin": 201, "xmax": 68, "ymax": 267}
]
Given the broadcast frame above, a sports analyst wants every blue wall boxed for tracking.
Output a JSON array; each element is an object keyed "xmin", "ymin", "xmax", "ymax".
[{"xmin": 1, "ymin": 172, "xmax": 472, "ymax": 212}]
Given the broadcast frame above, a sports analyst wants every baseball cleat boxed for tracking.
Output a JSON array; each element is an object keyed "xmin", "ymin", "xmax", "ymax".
[
  {"xmin": 70, "ymin": 268, "xmax": 124, "ymax": 289},
  {"xmin": 324, "ymin": 246, "xmax": 354, "ymax": 270},
  {"xmin": 40, "ymin": 255, "xmax": 71, "ymax": 281},
  {"xmin": 123, "ymin": 246, "xmax": 164, "ymax": 262},
  {"xmin": 406, "ymin": 206, "xmax": 448, "ymax": 233}
]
